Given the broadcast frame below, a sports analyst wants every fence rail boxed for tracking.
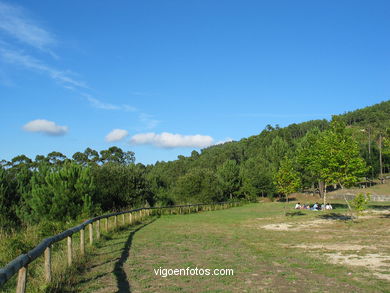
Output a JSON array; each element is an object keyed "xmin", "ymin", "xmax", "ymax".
[{"xmin": 0, "ymin": 201, "xmax": 240, "ymax": 292}]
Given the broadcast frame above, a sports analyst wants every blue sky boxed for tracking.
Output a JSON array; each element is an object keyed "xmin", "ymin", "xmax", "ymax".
[{"xmin": 1, "ymin": 0, "xmax": 389, "ymax": 165}]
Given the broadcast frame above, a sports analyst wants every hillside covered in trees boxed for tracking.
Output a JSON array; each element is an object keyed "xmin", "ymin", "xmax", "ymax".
[{"xmin": 1, "ymin": 100, "xmax": 390, "ymax": 230}]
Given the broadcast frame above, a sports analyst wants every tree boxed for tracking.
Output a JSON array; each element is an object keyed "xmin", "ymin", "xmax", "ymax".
[
  {"xmin": 46, "ymin": 151, "xmax": 67, "ymax": 166},
  {"xmin": 216, "ymin": 160, "xmax": 241, "ymax": 200},
  {"xmin": 0, "ymin": 167, "xmax": 20, "ymax": 228},
  {"xmin": 265, "ymin": 136, "xmax": 290, "ymax": 172},
  {"xmin": 301, "ymin": 118, "xmax": 367, "ymax": 205},
  {"xmin": 351, "ymin": 193, "xmax": 371, "ymax": 219},
  {"xmin": 72, "ymin": 152, "xmax": 89, "ymax": 166},
  {"xmin": 100, "ymin": 147, "xmax": 135, "ymax": 165},
  {"xmin": 274, "ymin": 157, "xmax": 301, "ymax": 213},
  {"xmin": 23, "ymin": 162, "xmax": 96, "ymax": 222},
  {"xmin": 239, "ymin": 156, "xmax": 274, "ymax": 201},
  {"xmin": 296, "ymin": 128, "xmax": 322, "ymax": 193},
  {"xmin": 92, "ymin": 163, "xmax": 148, "ymax": 210},
  {"xmin": 172, "ymin": 168, "xmax": 220, "ymax": 204},
  {"xmin": 84, "ymin": 147, "xmax": 100, "ymax": 164}
]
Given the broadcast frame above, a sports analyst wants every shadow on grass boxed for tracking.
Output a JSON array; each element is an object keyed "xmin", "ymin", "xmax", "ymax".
[
  {"xmin": 380, "ymin": 213, "xmax": 390, "ymax": 218},
  {"xmin": 77, "ymin": 272, "xmax": 110, "ymax": 286},
  {"xmin": 330, "ymin": 203, "xmax": 349, "ymax": 209},
  {"xmin": 113, "ymin": 217, "xmax": 158, "ymax": 293},
  {"xmin": 89, "ymin": 257, "xmax": 120, "ymax": 269},
  {"xmin": 285, "ymin": 211, "xmax": 306, "ymax": 217},
  {"xmin": 277, "ymin": 197, "xmax": 296, "ymax": 202},
  {"xmin": 318, "ymin": 213, "xmax": 353, "ymax": 221},
  {"xmin": 368, "ymin": 204, "xmax": 390, "ymax": 210}
]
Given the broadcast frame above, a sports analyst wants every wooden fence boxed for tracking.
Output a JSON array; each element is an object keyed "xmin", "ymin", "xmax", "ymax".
[{"xmin": 0, "ymin": 201, "xmax": 240, "ymax": 292}]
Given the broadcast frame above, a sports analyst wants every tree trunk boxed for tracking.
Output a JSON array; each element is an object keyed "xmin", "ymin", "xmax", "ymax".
[
  {"xmin": 379, "ymin": 134, "xmax": 385, "ymax": 183},
  {"xmin": 323, "ymin": 183, "xmax": 327, "ymax": 207},
  {"xmin": 318, "ymin": 180, "xmax": 325, "ymax": 198},
  {"xmin": 284, "ymin": 193, "xmax": 288, "ymax": 215}
]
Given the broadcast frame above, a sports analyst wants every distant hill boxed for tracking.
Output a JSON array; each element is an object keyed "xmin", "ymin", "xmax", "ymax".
[{"xmin": 148, "ymin": 100, "xmax": 390, "ymax": 203}]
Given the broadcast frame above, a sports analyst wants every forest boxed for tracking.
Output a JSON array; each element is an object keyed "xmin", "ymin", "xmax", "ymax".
[{"xmin": 1, "ymin": 100, "xmax": 390, "ymax": 231}]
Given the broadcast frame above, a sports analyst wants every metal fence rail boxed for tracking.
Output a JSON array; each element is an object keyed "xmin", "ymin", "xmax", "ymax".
[{"xmin": 0, "ymin": 201, "xmax": 240, "ymax": 292}]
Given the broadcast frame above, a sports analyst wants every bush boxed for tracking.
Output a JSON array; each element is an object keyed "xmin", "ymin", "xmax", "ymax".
[{"xmin": 352, "ymin": 193, "xmax": 371, "ymax": 216}]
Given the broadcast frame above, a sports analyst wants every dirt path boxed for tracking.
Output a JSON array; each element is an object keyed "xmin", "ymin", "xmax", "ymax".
[{"xmin": 75, "ymin": 219, "xmax": 157, "ymax": 293}]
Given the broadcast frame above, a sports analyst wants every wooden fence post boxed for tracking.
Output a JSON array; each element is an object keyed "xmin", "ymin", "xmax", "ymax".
[
  {"xmin": 44, "ymin": 246, "xmax": 51, "ymax": 282},
  {"xmin": 122, "ymin": 214, "xmax": 125, "ymax": 225},
  {"xmin": 89, "ymin": 223, "xmax": 93, "ymax": 245},
  {"xmin": 114, "ymin": 215, "xmax": 118, "ymax": 228},
  {"xmin": 105, "ymin": 218, "xmax": 109, "ymax": 232},
  {"xmin": 129, "ymin": 213, "xmax": 132, "ymax": 225},
  {"xmin": 67, "ymin": 236, "xmax": 72, "ymax": 266},
  {"xmin": 96, "ymin": 220, "xmax": 100, "ymax": 240},
  {"xmin": 80, "ymin": 228, "xmax": 85, "ymax": 256},
  {"xmin": 16, "ymin": 266, "xmax": 27, "ymax": 293}
]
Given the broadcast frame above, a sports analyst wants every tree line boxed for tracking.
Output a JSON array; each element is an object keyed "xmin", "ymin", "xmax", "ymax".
[{"xmin": 1, "ymin": 101, "xmax": 390, "ymax": 230}]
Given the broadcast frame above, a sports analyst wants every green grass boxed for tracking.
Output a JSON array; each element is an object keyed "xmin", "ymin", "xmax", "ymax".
[
  {"xmin": 66, "ymin": 202, "xmax": 390, "ymax": 293},
  {"xmin": 328, "ymin": 179, "xmax": 390, "ymax": 196}
]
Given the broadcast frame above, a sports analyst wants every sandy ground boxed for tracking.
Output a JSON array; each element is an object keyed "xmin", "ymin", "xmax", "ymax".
[{"xmin": 257, "ymin": 210, "xmax": 390, "ymax": 281}]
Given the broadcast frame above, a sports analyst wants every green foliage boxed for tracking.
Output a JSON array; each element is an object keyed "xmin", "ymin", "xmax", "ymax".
[
  {"xmin": 172, "ymin": 168, "xmax": 221, "ymax": 204},
  {"xmin": 297, "ymin": 118, "xmax": 367, "ymax": 195},
  {"xmin": 239, "ymin": 156, "xmax": 274, "ymax": 201},
  {"xmin": 93, "ymin": 163, "xmax": 147, "ymax": 210},
  {"xmin": 274, "ymin": 157, "xmax": 301, "ymax": 197},
  {"xmin": 351, "ymin": 193, "xmax": 371, "ymax": 215},
  {"xmin": 23, "ymin": 162, "xmax": 96, "ymax": 222},
  {"xmin": 99, "ymin": 146, "xmax": 135, "ymax": 165},
  {"xmin": 216, "ymin": 160, "xmax": 241, "ymax": 200}
]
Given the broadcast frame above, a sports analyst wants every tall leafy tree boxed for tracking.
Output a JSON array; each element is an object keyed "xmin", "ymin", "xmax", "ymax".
[
  {"xmin": 239, "ymin": 156, "xmax": 274, "ymax": 201},
  {"xmin": 216, "ymin": 160, "xmax": 241, "ymax": 200},
  {"xmin": 274, "ymin": 157, "xmax": 301, "ymax": 210},
  {"xmin": 100, "ymin": 147, "xmax": 135, "ymax": 165},
  {"xmin": 301, "ymin": 118, "xmax": 367, "ymax": 204},
  {"xmin": 172, "ymin": 168, "xmax": 220, "ymax": 204}
]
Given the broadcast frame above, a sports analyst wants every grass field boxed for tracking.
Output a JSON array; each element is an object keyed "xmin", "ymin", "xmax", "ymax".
[
  {"xmin": 59, "ymin": 201, "xmax": 390, "ymax": 293},
  {"xmin": 327, "ymin": 179, "xmax": 390, "ymax": 197}
]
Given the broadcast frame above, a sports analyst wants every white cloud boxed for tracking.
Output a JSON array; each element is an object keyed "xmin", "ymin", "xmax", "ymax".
[
  {"xmin": 0, "ymin": 1, "xmax": 56, "ymax": 54},
  {"xmin": 23, "ymin": 119, "xmax": 68, "ymax": 136},
  {"xmin": 130, "ymin": 132, "xmax": 214, "ymax": 148},
  {"xmin": 105, "ymin": 129, "xmax": 129, "ymax": 142},
  {"xmin": 215, "ymin": 137, "xmax": 234, "ymax": 145}
]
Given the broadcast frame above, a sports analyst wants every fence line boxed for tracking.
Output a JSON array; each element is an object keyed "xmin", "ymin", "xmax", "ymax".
[{"xmin": 0, "ymin": 201, "xmax": 241, "ymax": 292}]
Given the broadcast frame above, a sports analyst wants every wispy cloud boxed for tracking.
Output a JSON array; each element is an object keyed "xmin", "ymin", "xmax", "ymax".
[
  {"xmin": 23, "ymin": 119, "xmax": 68, "ymax": 136},
  {"xmin": 0, "ymin": 1, "xmax": 56, "ymax": 55},
  {"xmin": 82, "ymin": 94, "xmax": 120, "ymax": 110},
  {"xmin": 139, "ymin": 113, "xmax": 160, "ymax": 129},
  {"xmin": 81, "ymin": 93, "xmax": 137, "ymax": 112},
  {"xmin": 0, "ymin": 1, "xmax": 151, "ymax": 128},
  {"xmin": 130, "ymin": 132, "xmax": 214, "ymax": 148},
  {"xmin": 0, "ymin": 47, "xmax": 88, "ymax": 88},
  {"xmin": 105, "ymin": 129, "xmax": 129, "ymax": 142}
]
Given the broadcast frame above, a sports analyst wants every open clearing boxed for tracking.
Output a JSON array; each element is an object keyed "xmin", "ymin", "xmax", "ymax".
[{"xmin": 68, "ymin": 202, "xmax": 390, "ymax": 293}]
